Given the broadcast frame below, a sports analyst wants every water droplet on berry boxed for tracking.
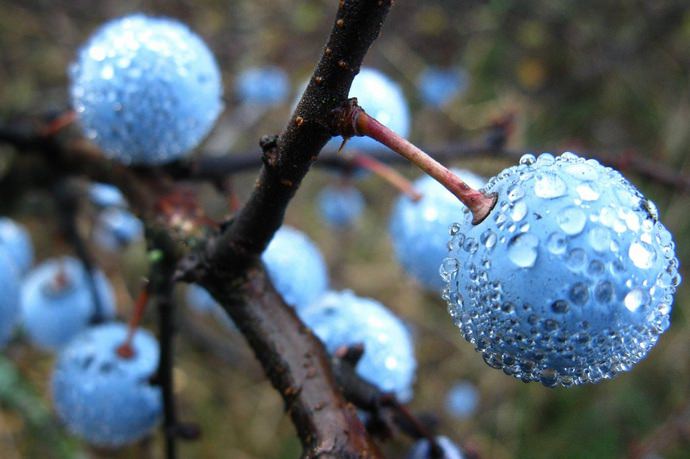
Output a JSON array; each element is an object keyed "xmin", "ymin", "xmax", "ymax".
[
  {"xmin": 519, "ymin": 154, "xmax": 536, "ymax": 165},
  {"xmin": 510, "ymin": 200, "xmax": 528, "ymax": 221},
  {"xmin": 534, "ymin": 172, "xmax": 567, "ymax": 199},
  {"xmin": 551, "ymin": 300, "xmax": 569, "ymax": 313},
  {"xmin": 566, "ymin": 248, "xmax": 586, "ymax": 270},
  {"xmin": 557, "ymin": 206, "xmax": 586, "ymax": 235},
  {"xmin": 480, "ymin": 229, "xmax": 497, "ymax": 249},
  {"xmin": 594, "ymin": 281, "xmax": 613, "ymax": 303},
  {"xmin": 624, "ymin": 288, "xmax": 649, "ymax": 312},
  {"xmin": 463, "ymin": 238, "xmax": 478, "ymax": 253},
  {"xmin": 547, "ymin": 233, "xmax": 567, "ymax": 255},
  {"xmin": 576, "ymin": 183, "xmax": 599, "ymax": 201},
  {"xmin": 536, "ymin": 153, "xmax": 555, "ymax": 166},
  {"xmin": 440, "ymin": 258, "xmax": 459, "ymax": 282},
  {"xmin": 588, "ymin": 227, "xmax": 611, "ymax": 252},
  {"xmin": 569, "ymin": 283, "xmax": 589, "ymax": 305},
  {"xmin": 587, "ymin": 260, "xmax": 605, "ymax": 276},
  {"xmin": 628, "ymin": 240, "xmax": 657, "ymax": 269},
  {"xmin": 507, "ymin": 233, "xmax": 539, "ymax": 268},
  {"xmin": 507, "ymin": 184, "xmax": 525, "ymax": 202}
]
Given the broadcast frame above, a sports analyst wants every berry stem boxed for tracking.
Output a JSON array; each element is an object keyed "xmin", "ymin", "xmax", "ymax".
[
  {"xmin": 116, "ymin": 280, "xmax": 150, "ymax": 359},
  {"xmin": 40, "ymin": 109, "xmax": 76, "ymax": 137},
  {"xmin": 352, "ymin": 107, "xmax": 497, "ymax": 224},
  {"xmin": 351, "ymin": 153, "xmax": 422, "ymax": 201}
]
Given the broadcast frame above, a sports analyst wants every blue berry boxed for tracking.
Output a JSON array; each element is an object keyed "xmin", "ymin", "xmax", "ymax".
[
  {"xmin": 301, "ymin": 290, "xmax": 416, "ymax": 401},
  {"xmin": 93, "ymin": 207, "xmax": 144, "ymax": 251},
  {"xmin": 51, "ymin": 322, "xmax": 161, "ymax": 447},
  {"xmin": 70, "ymin": 14, "xmax": 223, "ymax": 165},
  {"xmin": 235, "ymin": 66, "xmax": 290, "ymax": 106},
  {"xmin": 445, "ymin": 381, "xmax": 479, "ymax": 420},
  {"xmin": 263, "ymin": 226, "xmax": 328, "ymax": 312},
  {"xmin": 407, "ymin": 436, "xmax": 464, "ymax": 459},
  {"xmin": 390, "ymin": 169, "xmax": 485, "ymax": 291},
  {"xmin": 21, "ymin": 257, "xmax": 116, "ymax": 350},
  {"xmin": 0, "ymin": 249, "xmax": 21, "ymax": 347},
  {"xmin": 317, "ymin": 184, "xmax": 365, "ymax": 228},
  {"xmin": 0, "ymin": 217, "xmax": 34, "ymax": 274},
  {"xmin": 417, "ymin": 66, "xmax": 469, "ymax": 108},
  {"xmin": 89, "ymin": 182, "xmax": 127, "ymax": 208},
  {"xmin": 185, "ymin": 284, "xmax": 235, "ymax": 330},
  {"xmin": 442, "ymin": 153, "xmax": 681, "ymax": 386}
]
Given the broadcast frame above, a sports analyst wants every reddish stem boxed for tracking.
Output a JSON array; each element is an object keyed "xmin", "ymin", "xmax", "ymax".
[
  {"xmin": 351, "ymin": 153, "xmax": 422, "ymax": 201},
  {"xmin": 116, "ymin": 281, "xmax": 150, "ymax": 359},
  {"xmin": 354, "ymin": 110, "xmax": 497, "ymax": 224},
  {"xmin": 41, "ymin": 110, "xmax": 76, "ymax": 137}
]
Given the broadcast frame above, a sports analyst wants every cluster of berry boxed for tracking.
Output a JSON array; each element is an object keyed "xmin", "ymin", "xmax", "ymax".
[{"xmin": 6, "ymin": 7, "xmax": 678, "ymax": 457}]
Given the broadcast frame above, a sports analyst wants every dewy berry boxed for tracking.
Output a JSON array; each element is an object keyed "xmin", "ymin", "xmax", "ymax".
[
  {"xmin": 445, "ymin": 381, "xmax": 479, "ymax": 420},
  {"xmin": 235, "ymin": 66, "xmax": 290, "ymax": 106},
  {"xmin": 390, "ymin": 169, "xmax": 485, "ymax": 291},
  {"xmin": 317, "ymin": 184, "xmax": 365, "ymax": 229},
  {"xmin": 263, "ymin": 226, "xmax": 328, "ymax": 312},
  {"xmin": 70, "ymin": 14, "xmax": 223, "ymax": 165},
  {"xmin": 0, "ymin": 249, "xmax": 21, "ymax": 347},
  {"xmin": 89, "ymin": 182, "xmax": 127, "ymax": 209},
  {"xmin": 0, "ymin": 217, "xmax": 34, "ymax": 275},
  {"xmin": 21, "ymin": 256, "xmax": 116, "ymax": 350},
  {"xmin": 51, "ymin": 322, "xmax": 161, "ymax": 447},
  {"xmin": 301, "ymin": 290, "xmax": 416, "ymax": 402},
  {"xmin": 442, "ymin": 152, "xmax": 681, "ymax": 386},
  {"xmin": 407, "ymin": 436, "xmax": 464, "ymax": 459},
  {"xmin": 417, "ymin": 66, "xmax": 469, "ymax": 108},
  {"xmin": 93, "ymin": 207, "xmax": 144, "ymax": 251}
]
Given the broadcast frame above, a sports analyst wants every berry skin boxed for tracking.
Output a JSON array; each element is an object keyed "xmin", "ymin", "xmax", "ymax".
[
  {"xmin": 442, "ymin": 152, "xmax": 681, "ymax": 386},
  {"xmin": 407, "ymin": 436, "xmax": 464, "ymax": 459},
  {"xmin": 21, "ymin": 257, "xmax": 116, "ymax": 351},
  {"xmin": 317, "ymin": 184, "xmax": 365, "ymax": 228},
  {"xmin": 0, "ymin": 249, "xmax": 21, "ymax": 347},
  {"xmin": 390, "ymin": 169, "xmax": 485, "ymax": 291},
  {"xmin": 0, "ymin": 217, "xmax": 34, "ymax": 274},
  {"xmin": 185, "ymin": 284, "xmax": 235, "ymax": 330},
  {"xmin": 51, "ymin": 322, "xmax": 161, "ymax": 448},
  {"xmin": 93, "ymin": 207, "xmax": 144, "ymax": 251},
  {"xmin": 70, "ymin": 14, "xmax": 223, "ymax": 165},
  {"xmin": 262, "ymin": 226, "xmax": 328, "ymax": 312},
  {"xmin": 235, "ymin": 66, "xmax": 290, "ymax": 106},
  {"xmin": 445, "ymin": 381, "xmax": 479, "ymax": 420},
  {"xmin": 89, "ymin": 182, "xmax": 127, "ymax": 209},
  {"xmin": 300, "ymin": 290, "xmax": 416, "ymax": 402},
  {"xmin": 417, "ymin": 66, "xmax": 469, "ymax": 108}
]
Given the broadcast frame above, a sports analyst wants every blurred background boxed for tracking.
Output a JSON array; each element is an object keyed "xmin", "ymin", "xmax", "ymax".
[{"xmin": 1, "ymin": 0, "xmax": 690, "ymax": 458}]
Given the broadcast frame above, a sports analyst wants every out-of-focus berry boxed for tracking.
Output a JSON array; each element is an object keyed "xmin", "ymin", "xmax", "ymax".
[
  {"xmin": 390, "ymin": 169, "xmax": 484, "ymax": 291},
  {"xmin": 262, "ymin": 226, "xmax": 328, "ymax": 312},
  {"xmin": 70, "ymin": 14, "xmax": 223, "ymax": 165},
  {"xmin": 417, "ymin": 66, "xmax": 469, "ymax": 108},
  {"xmin": 317, "ymin": 184, "xmax": 365, "ymax": 228},
  {"xmin": 407, "ymin": 436, "xmax": 464, "ymax": 459},
  {"xmin": 0, "ymin": 217, "xmax": 34, "ymax": 274},
  {"xmin": 51, "ymin": 322, "xmax": 161, "ymax": 447},
  {"xmin": 235, "ymin": 66, "xmax": 290, "ymax": 106},
  {"xmin": 301, "ymin": 290, "xmax": 416, "ymax": 401},
  {"xmin": 21, "ymin": 257, "xmax": 116, "ymax": 350}
]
